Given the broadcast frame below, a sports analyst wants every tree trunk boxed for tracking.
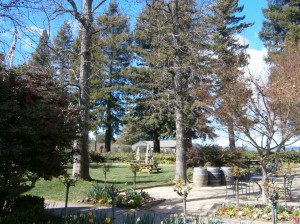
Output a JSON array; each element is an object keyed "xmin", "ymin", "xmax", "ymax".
[
  {"xmin": 153, "ymin": 131, "xmax": 160, "ymax": 153},
  {"xmin": 172, "ymin": 0, "xmax": 187, "ymax": 182},
  {"xmin": 105, "ymin": 124, "xmax": 112, "ymax": 152},
  {"xmin": 227, "ymin": 118, "xmax": 236, "ymax": 151},
  {"xmin": 78, "ymin": 0, "xmax": 93, "ymax": 180},
  {"xmin": 175, "ymin": 105, "xmax": 187, "ymax": 181},
  {"xmin": 260, "ymin": 162, "xmax": 268, "ymax": 204},
  {"xmin": 105, "ymin": 92, "xmax": 112, "ymax": 152}
]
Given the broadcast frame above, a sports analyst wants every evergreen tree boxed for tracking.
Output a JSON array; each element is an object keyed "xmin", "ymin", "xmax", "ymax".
[
  {"xmin": 53, "ymin": 21, "xmax": 73, "ymax": 86},
  {"xmin": 259, "ymin": 0, "xmax": 300, "ymax": 54},
  {"xmin": 123, "ymin": 60, "xmax": 176, "ymax": 152},
  {"xmin": 134, "ymin": 0, "xmax": 213, "ymax": 180},
  {"xmin": 28, "ymin": 30, "xmax": 52, "ymax": 72},
  {"xmin": 90, "ymin": 1, "xmax": 132, "ymax": 152},
  {"xmin": 210, "ymin": 0, "xmax": 253, "ymax": 151}
]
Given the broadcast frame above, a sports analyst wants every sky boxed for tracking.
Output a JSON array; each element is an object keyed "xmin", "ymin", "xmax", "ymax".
[
  {"xmin": 239, "ymin": 0, "xmax": 268, "ymax": 50},
  {"xmin": 3, "ymin": 1, "xmax": 269, "ymax": 67}
]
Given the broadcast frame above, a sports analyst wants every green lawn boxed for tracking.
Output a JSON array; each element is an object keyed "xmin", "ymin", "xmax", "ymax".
[{"xmin": 24, "ymin": 164, "xmax": 176, "ymax": 202}]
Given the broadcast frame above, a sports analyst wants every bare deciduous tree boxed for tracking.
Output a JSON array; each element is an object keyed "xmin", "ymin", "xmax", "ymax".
[
  {"xmin": 49, "ymin": 0, "xmax": 108, "ymax": 180},
  {"xmin": 235, "ymin": 45, "xmax": 300, "ymax": 202}
]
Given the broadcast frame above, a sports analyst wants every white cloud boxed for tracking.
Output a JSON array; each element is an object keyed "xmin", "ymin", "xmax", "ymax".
[
  {"xmin": 25, "ymin": 26, "xmax": 44, "ymax": 36},
  {"xmin": 1, "ymin": 31, "xmax": 11, "ymax": 38},
  {"xmin": 234, "ymin": 34, "xmax": 270, "ymax": 82},
  {"xmin": 245, "ymin": 47, "xmax": 269, "ymax": 82},
  {"xmin": 234, "ymin": 34, "xmax": 250, "ymax": 46},
  {"xmin": 20, "ymin": 37, "xmax": 35, "ymax": 51}
]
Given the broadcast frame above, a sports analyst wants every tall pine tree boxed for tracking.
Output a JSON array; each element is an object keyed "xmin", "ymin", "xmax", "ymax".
[
  {"xmin": 260, "ymin": 0, "xmax": 300, "ymax": 54},
  {"xmin": 90, "ymin": 1, "xmax": 132, "ymax": 152},
  {"xmin": 134, "ymin": 0, "xmax": 213, "ymax": 180},
  {"xmin": 210, "ymin": 0, "xmax": 253, "ymax": 151},
  {"xmin": 28, "ymin": 30, "xmax": 52, "ymax": 72},
  {"xmin": 52, "ymin": 21, "xmax": 73, "ymax": 86}
]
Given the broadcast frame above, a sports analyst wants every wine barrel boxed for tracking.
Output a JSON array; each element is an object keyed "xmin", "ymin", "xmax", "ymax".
[
  {"xmin": 207, "ymin": 167, "xmax": 221, "ymax": 186},
  {"xmin": 220, "ymin": 166, "xmax": 233, "ymax": 185},
  {"xmin": 193, "ymin": 167, "xmax": 208, "ymax": 187}
]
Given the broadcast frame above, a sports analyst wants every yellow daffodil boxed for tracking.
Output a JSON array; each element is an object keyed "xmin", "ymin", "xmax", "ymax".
[
  {"xmin": 88, "ymin": 218, "xmax": 93, "ymax": 223},
  {"xmin": 105, "ymin": 217, "xmax": 111, "ymax": 223},
  {"xmin": 88, "ymin": 211, "xmax": 93, "ymax": 216}
]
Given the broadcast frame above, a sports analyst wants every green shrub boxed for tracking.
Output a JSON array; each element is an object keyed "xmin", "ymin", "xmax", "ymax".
[
  {"xmin": 89, "ymin": 151, "xmax": 105, "ymax": 163},
  {"xmin": 87, "ymin": 183, "xmax": 111, "ymax": 204},
  {"xmin": 101, "ymin": 152, "xmax": 176, "ymax": 164},
  {"xmin": 116, "ymin": 188, "xmax": 144, "ymax": 208},
  {"xmin": 11, "ymin": 195, "xmax": 44, "ymax": 212},
  {"xmin": 153, "ymin": 153, "xmax": 176, "ymax": 164},
  {"xmin": 186, "ymin": 145, "xmax": 232, "ymax": 167},
  {"xmin": 0, "ymin": 195, "xmax": 45, "ymax": 224},
  {"xmin": 102, "ymin": 152, "xmax": 135, "ymax": 162},
  {"xmin": 186, "ymin": 147, "xmax": 202, "ymax": 167},
  {"xmin": 277, "ymin": 150, "xmax": 300, "ymax": 164}
]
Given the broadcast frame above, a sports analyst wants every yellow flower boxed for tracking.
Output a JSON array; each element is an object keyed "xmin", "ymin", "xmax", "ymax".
[
  {"xmin": 127, "ymin": 211, "xmax": 131, "ymax": 215},
  {"xmin": 88, "ymin": 211, "xmax": 93, "ymax": 216},
  {"xmin": 105, "ymin": 217, "xmax": 111, "ymax": 223},
  {"xmin": 88, "ymin": 218, "xmax": 93, "ymax": 223},
  {"xmin": 137, "ymin": 217, "xmax": 141, "ymax": 222}
]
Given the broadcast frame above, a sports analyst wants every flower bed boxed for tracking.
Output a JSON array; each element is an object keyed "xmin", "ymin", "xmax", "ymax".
[
  {"xmin": 116, "ymin": 189, "xmax": 152, "ymax": 208},
  {"xmin": 215, "ymin": 201, "xmax": 300, "ymax": 223},
  {"xmin": 86, "ymin": 183, "xmax": 155, "ymax": 209}
]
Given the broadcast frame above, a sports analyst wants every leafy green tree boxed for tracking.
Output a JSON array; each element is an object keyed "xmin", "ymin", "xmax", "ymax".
[
  {"xmin": 52, "ymin": 21, "xmax": 73, "ymax": 86},
  {"xmin": 0, "ymin": 69, "xmax": 80, "ymax": 210},
  {"xmin": 209, "ymin": 0, "xmax": 252, "ymax": 151},
  {"xmin": 90, "ymin": 1, "xmax": 132, "ymax": 152},
  {"xmin": 259, "ymin": 0, "xmax": 300, "ymax": 54},
  {"xmin": 28, "ymin": 30, "xmax": 52, "ymax": 72}
]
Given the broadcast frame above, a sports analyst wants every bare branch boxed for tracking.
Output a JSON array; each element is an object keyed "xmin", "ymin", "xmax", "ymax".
[
  {"xmin": 66, "ymin": 0, "xmax": 85, "ymax": 25},
  {"xmin": 92, "ymin": 0, "xmax": 107, "ymax": 14}
]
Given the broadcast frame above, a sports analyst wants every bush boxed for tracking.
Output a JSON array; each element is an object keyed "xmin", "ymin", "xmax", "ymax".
[
  {"xmin": 89, "ymin": 151, "xmax": 105, "ymax": 163},
  {"xmin": 0, "ymin": 195, "xmax": 45, "ymax": 224},
  {"xmin": 102, "ymin": 152, "xmax": 135, "ymax": 162},
  {"xmin": 186, "ymin": 145, "xmax": 232, "ymax": 167},
  {"xmin": 153, "ymin": 153, "xmax": 176, "ymax": 164},
  {"xmin": 100, "ymin": 152, "xmax": 177, "ymax": 164},
  {"xmin": 88, "ymin": 183, "xmax": 111, "ymax": 204}
]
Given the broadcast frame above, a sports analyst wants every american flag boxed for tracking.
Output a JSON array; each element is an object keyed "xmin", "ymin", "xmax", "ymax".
[{"xmin": 5, "ymin": 30, "xmax": 18, "ymax": 68}]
